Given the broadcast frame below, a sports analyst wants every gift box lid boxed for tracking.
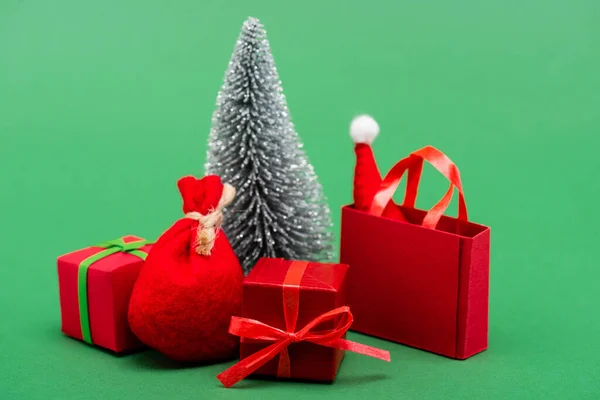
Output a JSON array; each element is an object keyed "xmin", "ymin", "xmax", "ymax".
[
  {"xmin": 244, "ymin": 258, "xmax": 348, "ymax": 292},
  {"xmin": 57, "ymin": 235, "xmax": 151, "ymax": 272}
]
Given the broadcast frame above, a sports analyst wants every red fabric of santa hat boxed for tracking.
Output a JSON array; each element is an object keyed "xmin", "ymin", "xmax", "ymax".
[{"xmin": 350, "ymin": 115, "xmax": 382, "ymax": 211}]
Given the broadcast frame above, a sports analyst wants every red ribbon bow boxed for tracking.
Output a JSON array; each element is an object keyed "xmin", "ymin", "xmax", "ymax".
[{"xmin": 217, "ymin": 261, "xmax": 391, "ymax": 388}]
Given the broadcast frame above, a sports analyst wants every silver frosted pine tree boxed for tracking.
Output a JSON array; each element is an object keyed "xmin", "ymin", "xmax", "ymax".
[{"xmin": 205, "ymin": 17, "xmax": 335, "ymax": 274}]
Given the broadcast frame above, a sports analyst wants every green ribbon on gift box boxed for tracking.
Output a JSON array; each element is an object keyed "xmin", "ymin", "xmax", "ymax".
[{"xmin": 77, "ymin": 237, "xmax": 152, "ymax": 344}]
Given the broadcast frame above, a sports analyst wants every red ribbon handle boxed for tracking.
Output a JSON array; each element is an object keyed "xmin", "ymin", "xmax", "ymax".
[{"xmin": 369, "ymin": 145, "xmax": 468, "ymax": 229}]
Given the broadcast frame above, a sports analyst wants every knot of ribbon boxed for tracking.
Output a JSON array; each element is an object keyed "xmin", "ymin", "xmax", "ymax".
[
  {"xmin": 96, "ymin": 237, "xmax": 151, "ymax": 253},
  {"xmin": 217, "ymin": 261, "xmax": 391, "ymax": 388},
  {"xmin": 184, "ymin": 183, "xmax": 236, "ymax": 256},
  {"xmin": 288, "ymin": 332, "xmax": 301, "ymax": 343}
]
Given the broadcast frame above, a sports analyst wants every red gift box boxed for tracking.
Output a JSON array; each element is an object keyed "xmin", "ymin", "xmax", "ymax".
[
  {"xmin": 217, "ymin": 258, "xmax": 390, "ymax": 388},
  {"xmin": 57, "ymin": 235, "xmax": 152, "ymax": 353},
  {"xmin": 340, "ymin": 146, "xmax": 491, "ymax": 360}
]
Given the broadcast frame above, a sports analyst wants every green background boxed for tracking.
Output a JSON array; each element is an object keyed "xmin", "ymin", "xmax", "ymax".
[{"xmin": 1, "ymin": 0, "xmax": 599, "ymax": 398}]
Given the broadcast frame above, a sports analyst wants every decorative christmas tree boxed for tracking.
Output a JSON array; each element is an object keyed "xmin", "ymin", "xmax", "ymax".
[{"xmin": 205, "ymin": 17, "xmax": 334, "ymax": 274}]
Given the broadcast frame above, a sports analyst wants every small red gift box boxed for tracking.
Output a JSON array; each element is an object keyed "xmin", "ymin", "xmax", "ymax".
[
  {"xmin": 217, "ymin": 258, "xmax": 390, "ymax": 388},
  {"xmin": 57, "ymin": 235, "xmax": 152, "ymax": 353},
  {"xmin": 341, "ymin": 146, "xmax": 491, "ymax": 360}
]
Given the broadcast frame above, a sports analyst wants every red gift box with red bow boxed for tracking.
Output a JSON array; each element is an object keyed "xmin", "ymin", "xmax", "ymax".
[{"xmin": 217, "ymin": 258, "xmax": 390, "ymax": 387}]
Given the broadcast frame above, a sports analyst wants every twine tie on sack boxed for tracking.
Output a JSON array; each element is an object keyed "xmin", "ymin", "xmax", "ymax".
[{"xmin": 184, "ymin": 183, "xmax": 236, "ymax": 256}]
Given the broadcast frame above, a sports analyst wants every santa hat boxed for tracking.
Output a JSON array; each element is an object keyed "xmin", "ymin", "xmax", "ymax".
[
  {"xmin": 350, "ymin": 115, "xmax": 408, "ymax": 221},
  {"xmin": 350, "ymin": 115, "xmax": 382, "ymax": 211}
]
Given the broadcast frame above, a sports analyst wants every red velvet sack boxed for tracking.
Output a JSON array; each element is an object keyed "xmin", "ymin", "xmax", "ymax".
[
  {"xmin": 340, "ymin": 146, "xmax": 491, "ymax": 360},
  {"xmin": 128, "ymin": 175, "xmax": 244, "ymax": 363}
]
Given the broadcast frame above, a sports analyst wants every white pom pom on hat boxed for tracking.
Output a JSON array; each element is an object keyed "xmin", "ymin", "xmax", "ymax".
[{"xmin": 350, "ymin": 114, "xmax": 380, "ymax": 144}]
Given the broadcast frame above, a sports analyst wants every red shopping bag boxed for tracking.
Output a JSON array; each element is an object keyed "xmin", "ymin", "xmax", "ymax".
[{"xmin": 340, "ymin": 145, "xmax": 490, "ymax": 360}]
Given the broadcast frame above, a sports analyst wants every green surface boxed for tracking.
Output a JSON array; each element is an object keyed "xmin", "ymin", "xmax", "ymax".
[{"xmin": 1, "ymin": 0, "xmax": 599, "ymax": 399}]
